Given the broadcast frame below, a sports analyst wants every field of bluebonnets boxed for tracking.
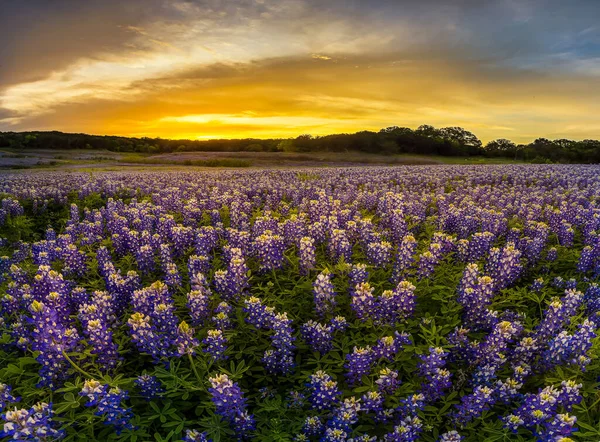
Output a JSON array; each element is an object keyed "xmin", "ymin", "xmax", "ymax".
[{"xmin": 0, "ymin": 165, "xmax": 599, "ymax": 442}]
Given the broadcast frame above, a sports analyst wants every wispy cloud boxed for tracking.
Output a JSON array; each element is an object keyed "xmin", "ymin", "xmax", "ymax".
[{"xmin": 1, "ymin": 0, "xmax": 599, "ymax": 143}]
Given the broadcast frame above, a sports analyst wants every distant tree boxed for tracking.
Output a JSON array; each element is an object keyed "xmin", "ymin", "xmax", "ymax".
[
  {"xmin": 277, "ymin": 140, "xmax": 297, "ymax": 152},
  {"xmin": 245, "ymin": 143, "xmax": 263, "ymax": 152},
  {"xmin": 439, "ymin": 127, "xmax": 483, "ymax": 149},
  {"xmin": 415, "ymin": 124, "xmax": 439, "ymax": 138},
  {"xmin": 485, "ymin": 139, "xmax": 516, "ymax": 151}
]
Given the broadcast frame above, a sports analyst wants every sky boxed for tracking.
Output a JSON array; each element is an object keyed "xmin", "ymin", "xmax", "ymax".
[{"xmin": 1, "ymin": 0, "xmax": 600, "ymax": 144}]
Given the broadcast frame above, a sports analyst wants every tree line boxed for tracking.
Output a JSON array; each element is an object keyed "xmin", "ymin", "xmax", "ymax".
[{"xmin": 1, "ymin": 125, "xmax": 600, "ymax": 163}]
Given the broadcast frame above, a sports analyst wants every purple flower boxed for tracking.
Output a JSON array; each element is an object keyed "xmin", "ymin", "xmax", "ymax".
[
  {"xmin": 243, "ymin": 296, "xmax": 275, "ymax": 330},
  {"xmin": 301, "ymin": 416, "xmax": 323, "ymax": 437},
  {"xmin": 376, "ymin": 368, "xmax": 401, "ymax": 395},
  {"xmin": 80, "ymin": 380, "xmax": 134, "ymax": 434},
  {"xmin": 203, "ymin": 329, "xmax": 228, "ymax": 361},
  {"xmin": 0, "ymin": 402, "xmax": 64, "ymax": 441},
  {"xmin": 208, "ymin": 374, "xmax": 255, "ymax": 439},
  {"xmin": 0, "ymin": 384, "xmax": 20, "ymax": 412},
  {"xmin": 134, "ymin": 375, "xmax": 165, "ymax": 401},
  {"xmin": 301, "ymin": 320, "xmax": 334, "ymax": 355},
  {"xmin": 438, "ymin": 431, "xmax": 463, "ymax": 442},
  {"xmin": 367, "ymin": 240, "xmax": 393, "ymax": 267},
  {"xmin": 383, "ymin": 416, "xmax": 423, "ymax": 442},
  {"xmin": 345, "ymin": 346, "xmax": 375, "ymax": 385},
  {"xmin": 253, "ymin": 230, "xmax": 285, "ymax": 271},
  {"xmin": 29, "ymin": 300, "xmax": 80, "ymax": 388},
  {"xmin": 307, "ymin": 371, "xmax": 341, "ymax": 411},
  {"xmin": 452, "ymin": 385, "xmax": 495, "ymax": 425},
  {"xmin": 313, "ymin": 271, "xmax": 336, "ymax": 317},
  {"xmin": 182, "ymin": 429, "xmax": 211, "ymax": 442},
  {"xmin": 187, "ymin": 287, "xmax": 211, "ymax": 327},
  {"xmin": 299, "ymin": 237, "xmax": 316, "ymax": 274}
]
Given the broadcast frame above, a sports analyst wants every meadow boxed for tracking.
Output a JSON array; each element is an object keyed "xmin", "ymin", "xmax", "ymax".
[{"xmin": 0, "ymin": 165, "xmax": 598, "ymax": 442}]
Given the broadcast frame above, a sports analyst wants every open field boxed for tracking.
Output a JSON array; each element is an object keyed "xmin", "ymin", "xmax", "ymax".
[
  {"xmin": 0, "ymin": 165, "xmax": 598, "ymax": 442},
  {"xmin": 0, "ymin": 148, "xmax": 522, "ymax": 171}
]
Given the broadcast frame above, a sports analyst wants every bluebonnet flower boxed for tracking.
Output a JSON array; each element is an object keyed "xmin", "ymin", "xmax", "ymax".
[
  {"xmin": 329, "ymin": 229, "xmax": 352, "ymax": 262},
  {"xmin": 188, "ymin": 255, "xmax": 210, "ymax": 277},
  {"xmin": 301, "ymin": 416, "xmax": 323, "ymax": 437},
  {"xmin": 471, "ymin": 320, "xmax": 522, "ymax": 385},
  {"xmin": 285, "ymin": 391, "xmax": 306, "ymax": 408},
  {"xmin": 243, "ymin": 297, "xmax": 275, "ymax": 330},
  {"xmin": 203, "ymin": 329, "xmax": 228, "ymax": 361},
  {"xmin": 503, "ymin": 381, "xmax": 581, "ymax": 437},
  {"xmin": 208, "ymin": 374, "xmax": 255, "ymax": 439},
  {"xmin": 349, "ymin": 263, "xmax": 369, "ymax": 286},
  {"xmin": 79, "ymin": 292, "xmax": 120, "ymax": 370},
  {"xmin": 494, "ymin": 364, "xmax": 529, "ymax": 405},
  {"xmin": 322, "ymin": 428, "xmax": 348, "ymax": 442},
  {"xmin": 134, "ymin": 375, "xmax": 165, "ymax": 401},
  {"xmin": 313, "ymin": 271, "xmax": 336, "ymax": 317},
  {"xmin": 301, "ymin": 320, "xmax": 335, "ymax": 355},
  {"xmin": 452, "ymin": 385, "xmax": 495, "ymax": 425},
  {"xmin": 534, "ymin": 290, "xmax": 583, "ymax": 343},
  {"xmin": 264, "ymin": 312, "xmax": 295, "ymax": 375},
  {"xmin": 557, "ymin": 380, "xmax": 582, "ymax": 410},
  {"xmin": 577, "ymin": 246, "xmax": 596, "ymax": 273},
  {"xmin": 543, "ymin": 413, "xmax": 577, "ymax": 441},
  {"xmin": 80, "ymin": 380, "xmax": 134, "ymax": 434},
  {"xmin": 361, "ymin": 391, "xmax": 384, "ymax": 416},
  {"xmin": 345, "ymin": 346, "xmax": 375, "ymax": 385},
  {"xmin": 438, "ymin": 431, "xmax": 463, "ymax": 442},
  {"xmin": 416, "ymin": 244, "xmax": 442, "ymax": 279},
  {"xmin": 367, "ymin": 240, "xmax": 392, "ymax": 267},
  {"xmin": 351, "ymin": 282, "xmax": 376, "ymax": 321},
  {"xmin": 29, "ymin": 300, "xmax": 80, "ymax": 388},
  {"xmin": 326, "ymin": 397, "xmax": 361, "ymax": 434},
  {"xmin": 61, "ymin": 243, "xmax": 87, "ymax": 277},
  {"xmin": 215, "ymin": 252, "xmax": 249, "ymax": 300},
  {"xmin": 187, "ymin": 287, "xmax": 211, "ymax": 327},
  {"xmin": 254, "ymin": 230, "xmax": 285, "ymax": 271},
  {"xmin": 558, "ymin": 222, "xmax": 574, "ymax": 247},
  {"xmin": 383, "ymin": 416, "xmax": 423, "ymax": 442},
  {"xmin": 307, "ymin": 371, "xmax": 341, "ymax": 411},
  {"xmin": 330, "ymin": 316, "xmax": 348, "ymax": 332},
  {"xmin": 182, "ymin": 429, "xmax": 211, "ymax": 441},
  {"xmin": 299, "ymin": 237, "xmax": 316, "ymax": 274},
  {"xmin": 466, "ymin": 231, "xmax": 496, "ymax": 262},
  {"xmin": 546, "ymin": 247, "xmax": 558, "ymax": 262},
  {"xmin": 459, "ymin": 275, "xmax": 498, "ymax": 330},
  {"xmin": 282, "ymin": 214, "xmax": 307, "ymax": 246},
  {"xmin": 487, "ymin": 243, "xmax": 522, "ymax": 291},
  {"xmin": 0, "ymin": 402, "xmax": 64, "ymax": 441},
  {"xmin": 373, "ymin": 332, "xmax": 411, "ymax": 361},
  {"xmin": 418, "ymin": 347, "xmax": 452, "ymax": 401},
  {"xmin": 399, "ymin": 393, "xmax": 426, "ymax": 415},
  {"xmin": 378, "ymin": 281, "xmax": 416, "ymax": 325},
  {"xmin": 387, "ymin": 208, "xmax": 408, "ymax": 243},
  {"xmin": 0, "ymin": 384, "xmax": 19, "ymax": 412},
  {"xmin": 376, "ymin": 368, "xmax": 401, "ymax": 395},
  {"xmin": 553, "ymin": 277, "xmax": 566, "ymax": 289},
  {"xmin": 175, "ymin": 321, "xmax": 199, "ymax": 356},
  {"xmin": 128, "ymin": 312, "xmax": 172, "ymax": 362},
  {"xmin": 531, "ymin": 277, "xmax": 545, "ymax": 292},
  {"xmin": 213, "ymin": 302, "xmax": 233, "ymax": 330},
  {"xmin": 135, "ymin": 244, "xmax": 155, "ymax": 274}
]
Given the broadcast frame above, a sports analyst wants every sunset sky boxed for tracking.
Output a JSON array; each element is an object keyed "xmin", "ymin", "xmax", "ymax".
[{"xmin": 1, "ymin": 0, "xmax": 600, "ymax": 143}]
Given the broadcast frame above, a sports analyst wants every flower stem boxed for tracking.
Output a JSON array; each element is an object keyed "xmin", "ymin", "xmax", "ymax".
[
  {"xmin": 187, "ymin": 353, "xmax": 204, "ymax": 385},
  {"xmin": 62, "ymin": 350, "xmax": 95, "ymax": 379}
]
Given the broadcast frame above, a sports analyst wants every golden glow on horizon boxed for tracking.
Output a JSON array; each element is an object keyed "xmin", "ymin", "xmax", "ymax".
[{"xmin": 1, "ymin": 1, "xmax": 600, "ymax": 144}]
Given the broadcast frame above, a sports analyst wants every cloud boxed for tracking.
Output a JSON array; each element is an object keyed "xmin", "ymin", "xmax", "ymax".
[{"xmin": 1, "ymin": 0, "xmax": 599, "ymax": 142}]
